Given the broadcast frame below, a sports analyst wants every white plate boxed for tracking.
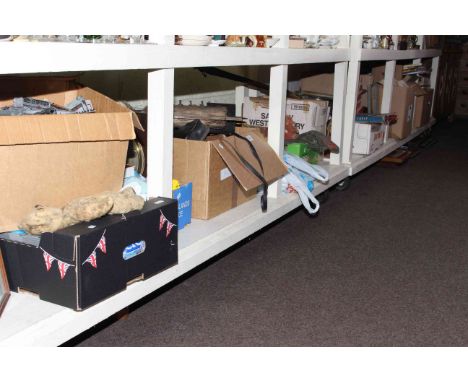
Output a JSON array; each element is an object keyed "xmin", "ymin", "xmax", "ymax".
[
  {"xmin": 178, "ymin": 38, "xmax": 212, "ymax": 46},
  {"xmin": 180, "ymin": 35, "xmax": 211, "ymax": 42}
]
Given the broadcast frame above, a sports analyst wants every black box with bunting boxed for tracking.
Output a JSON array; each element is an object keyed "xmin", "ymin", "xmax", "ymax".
[{"xmin": 0, "ymin": 197, "xmax": 178, "ymax": 311}]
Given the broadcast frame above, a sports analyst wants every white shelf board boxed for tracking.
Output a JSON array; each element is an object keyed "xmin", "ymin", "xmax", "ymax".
[
  {"xmin": 0, "ymin": 43, "xmax": 350, "ymax": 74},
  {"xmin": 348, "ymin": 119, "xmax": 435, "ymax": 175},
  {"xmin": 357, "ymin": 49, "xmax": 441, "ymax": 62},
  {"xmin": 0, "ymin": 162, "xmax": 348, "ymax": 346}
]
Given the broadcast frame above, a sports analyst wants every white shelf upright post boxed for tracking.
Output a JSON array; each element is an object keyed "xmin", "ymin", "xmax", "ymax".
[
  {"xmin": 330, "ymin": 61, "xmax": 348, "ymax": 165},
  {"xmin": 235, "ymin": 86, "xmax": 259, "ymax": 117},
  {"xmin": 381, "ymin": 60, "xmax": 396, "ymax": 143},
  {"xmin": 268, "ymin": 35, "xmax": 289, "ymax": 198},
  {"xmin": 147, "ymin": 69, "xmax": 175, "ymax": 198},
  {"xmin": 341, "ymin": 35, "xmax": 363, "ymax": 164}
]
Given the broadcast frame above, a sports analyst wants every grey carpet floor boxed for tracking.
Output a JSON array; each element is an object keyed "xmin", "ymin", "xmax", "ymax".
[{"xmin": 72, "ymin": 120, "xmax": 468, "ymax": 346}]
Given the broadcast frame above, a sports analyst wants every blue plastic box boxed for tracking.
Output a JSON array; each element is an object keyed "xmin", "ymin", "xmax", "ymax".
[{"xmin": 173, "ymin": 182, "xmax": 192, "ymax": 230}]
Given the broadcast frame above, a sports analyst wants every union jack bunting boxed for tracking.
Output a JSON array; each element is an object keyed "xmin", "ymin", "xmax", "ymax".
[
  {"xmin": 42, "ymin": 250, "xmax": 56, "ymax": 271},
  {"xmin": 159, "ymin": 211, "xmax": 167, "ymax": 232},
  {"xmin": 98, "ymin": 234, "xmax": 107, "ymax": 254},
  {"xmin": 57, "ymin": 260, "xmax": 71, "ymax": 279},
  {"xmin": 84, "ymin": 251, "xmax": 98, "ymax": 268},
  {"xmin": 166, "ymin": 221, "xmax": 176, "ymax": 238}
]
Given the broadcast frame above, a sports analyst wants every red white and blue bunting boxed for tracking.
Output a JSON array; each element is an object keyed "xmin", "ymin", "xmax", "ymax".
[
  {"xmin": 82, "ymin": 230, "xmax": 107, "ymax": 268},
  {"xmin": 40, "ymin": 248, "xmax": 74, "ymax": 280},
  {"xmin": 159, "ymin": 211, "xmax": 176, "ymax": 238}
]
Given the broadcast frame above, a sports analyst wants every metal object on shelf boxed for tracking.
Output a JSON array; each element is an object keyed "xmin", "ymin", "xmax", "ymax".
[{"xmin": 127, "ymin": 139, "xmax": 146, "ymax": 175}]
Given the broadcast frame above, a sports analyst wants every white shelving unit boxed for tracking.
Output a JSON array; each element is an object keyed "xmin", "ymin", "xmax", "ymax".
[
  {"xmin": 0, "ymin": 35, "xmax": 441, "ymax": 346},
  {"xmin": 342, "ymin": 35, "xmax": 441, "ymax": 176}
]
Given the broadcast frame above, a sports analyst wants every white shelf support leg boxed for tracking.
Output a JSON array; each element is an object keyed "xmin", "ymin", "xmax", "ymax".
[
  {"xmin": 381, "ymin": 60, "xmax": 396, "ymax": 143},
  {"xmin": 341, "ymin": 59, "xmax": 361, "ymax": 164},
  {"xmin": 268, "ymin": 64, "xmax": 288, "ymax": 198},
  {"xmin": 430, "ymin": 56, "xmax": 440, "ymax": 117},
  {"xmin": 147, "ymin": 68, "xmax": 175, "ymax": 198},
  {"xmin": 235, "ymin": 86, "xmax": 259, "ymax": 117},
  {"xmin": 330, "ymin": 61, "xmax": 348, "ymax": 165}
]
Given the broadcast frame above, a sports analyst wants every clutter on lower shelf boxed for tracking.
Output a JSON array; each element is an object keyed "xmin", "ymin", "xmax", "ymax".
[{"xmin": 0, "ymin": 198, "xmax": 178, "ymax": 311}]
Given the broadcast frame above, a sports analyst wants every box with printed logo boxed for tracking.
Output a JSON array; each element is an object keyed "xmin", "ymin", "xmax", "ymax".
[{"xmin": 0, "ymin": 198, "xmax": 177, "ymax": 311}]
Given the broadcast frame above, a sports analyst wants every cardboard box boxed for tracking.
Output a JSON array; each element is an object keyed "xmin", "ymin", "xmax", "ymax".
[
  {"xmin": 173, "ymin": 183, "xmax": 192, "ymax": 230},
  {"xmin": 0, "ymin": 87, "xmax": 141, "ymax": 233},
  {"xmin": 300, "ymin": 73, "xmax": 373, "ymax": 113},
  {"xmin": 372, "ymin": 64, "xmax": 404, "ymax": 82},
  {"xmin": 0, "ymin": 198, "xmax": 178, "ymax": 310},
  {"xmin": 173, "ymin": 130, "xmax": 287, "ymax": 220},
  {"xmin": 352, "ymin": 123, "xmax": 385, "ymax": 155},
  {"xmin": 242, "ymin": 96, "xmax": 329, "ymax": 135},
  {"xmin": 300, "ymin": 73, "xmax": 335, "ymax": 96},
  {"xmin": 413, "ymin": 88, "xmax": 433, "ymax": 129},
  {"xmin": 377, "ymin": 80, "xmax": 419, "ymax": 140}
]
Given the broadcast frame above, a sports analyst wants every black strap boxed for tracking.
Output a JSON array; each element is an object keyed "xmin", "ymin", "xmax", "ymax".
[{"xmin": 221, "ymin": 134, "xmax": 268, "ymax": 212}]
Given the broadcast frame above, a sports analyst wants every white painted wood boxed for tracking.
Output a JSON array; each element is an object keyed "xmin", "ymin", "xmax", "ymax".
[
  {"xmin": 0, "ymin": 43, "xmax": 350, "ymax": 74},
  {"xmin": 341, "ymin": 36, "xmax": 363, "ymax": 165},
  {"xmin": 341, "ymin": 62, "xmax": 361, "ymax": 164},
  {"xmin": 359, "ymin": 48, "xmax": 441, "ymax": 62},
  {"xmin": 330, "ymin": 61, "xmax": 348, "ymax": 165},
  {"xmin": 392, "ymin": 35, "xmax": 399, "ymax": 50},
  {"xmin": 235, "ymin": 86, "xmax": 259, "ymax": 117},
  {"xmin": 430, "ymin": 56, "xmax": 440, "ymax": 117},
  {"xmin": 147, "ymin": 69, "xmax": 174, "ymax": 198},
  {"xmin": 268, "ymin": 65, "xmax": 288, "ymax": 198},
  {"xmin": 381, "ymin": 61, "xmax": 396, "ymax": 113}
]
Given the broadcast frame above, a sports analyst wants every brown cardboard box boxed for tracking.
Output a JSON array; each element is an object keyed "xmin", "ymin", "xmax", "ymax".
[
  {"xmin": 0, "ymin": 87, "xmax": 140, "ymax": 232},
  {"xmin": 377, "ymin": 79, "xmax": 419, "ymax": 139},
  {"xmin": 413, "ymin": 88, "xmax": 434, "ymax": 129},
  {"xmin": 300, "ymin": 73, "xmax": 335, "ymax": 96},
  {"xmin": 372, "ymin": 64, "xmax": 404, "ymax": 82},
  {"xmin": 300, "ymin": 73, "xmax": 373, "ymax": 112},
  {"xmin": 173, "ymin": 130, "xmax": 287, "ymax": 220}
]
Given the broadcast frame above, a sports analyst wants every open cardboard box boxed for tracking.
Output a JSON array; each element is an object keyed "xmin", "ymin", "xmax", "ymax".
[
  {"xmin": 0, "ymin": 87, "xmax": 142, "ymax": 232},
  {"xmin": 173, "ymin": 130, "xmax": 287, "ymax": 220}
]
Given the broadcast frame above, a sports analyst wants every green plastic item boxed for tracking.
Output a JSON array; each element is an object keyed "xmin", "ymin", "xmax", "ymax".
[{"xmin": 286, "ymin": 143, "xmax": 320, "ymax": 164}]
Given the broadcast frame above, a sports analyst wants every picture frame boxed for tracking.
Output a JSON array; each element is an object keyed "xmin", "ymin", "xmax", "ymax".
[{"xmin": 0, "ymin": 249, "xmax": 10, "ymax": 317}]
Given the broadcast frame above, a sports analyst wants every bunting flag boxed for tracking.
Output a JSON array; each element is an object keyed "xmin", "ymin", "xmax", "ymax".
[
  {"xmin": 166, "ymin": 221, "xmax": 175, "ymax": 238},
  {"xmin": 84, "ymin": 251, "xmax": 97, "ymax": 268},
  {"xmin": 159, "ymin": 211, "xmax": 167, "ymax": 232},
  {"xmin": 82, "ymin": 230, "xmax": 107, "ymax": 269},
  {"xmin": 98, "ymin": 235, "xmax": 107, "ymax": 254},
  {"xmin": 57, "ymin": 260, "xmax": 71, "ymax": 280},
  {"xmin": 42, "ymin": 250, "xmax": 56, "ymax": 271},
  {"xmin": 160, "ymin": 210, "xmax": 176, "ymax": 238}
]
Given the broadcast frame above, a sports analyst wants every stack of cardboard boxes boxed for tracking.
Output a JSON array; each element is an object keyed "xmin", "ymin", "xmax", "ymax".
[
  {"xmin": 0, "ymin": 87, "xmax": 179, "ymax": 310},
  {"xmin": 299, "ymin": 67, "xmax": 434, "ymax": 145}
]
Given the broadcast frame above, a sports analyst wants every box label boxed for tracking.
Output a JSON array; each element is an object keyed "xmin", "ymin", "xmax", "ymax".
[{"xmin": 220, "ymin": 167, "xmax": 232, "ymax": 181}]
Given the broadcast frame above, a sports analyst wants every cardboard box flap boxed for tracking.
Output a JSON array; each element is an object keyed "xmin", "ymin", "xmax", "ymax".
[
  {"xmin": 0, "ymin": 87, "xmax": 137, "ymax": 145},
  {"xmin": 212, "ymin": 131, "xmax": 287, "ymax": 192}
]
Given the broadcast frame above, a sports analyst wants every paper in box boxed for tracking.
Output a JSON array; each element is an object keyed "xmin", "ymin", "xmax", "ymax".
[
  {"xmin": 0, "ymin": 198, "xmax": 177, "ymax": 311},
  {"xmin": 0, "ymin": 87, "xmax": 142, "ymax": 232}
]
